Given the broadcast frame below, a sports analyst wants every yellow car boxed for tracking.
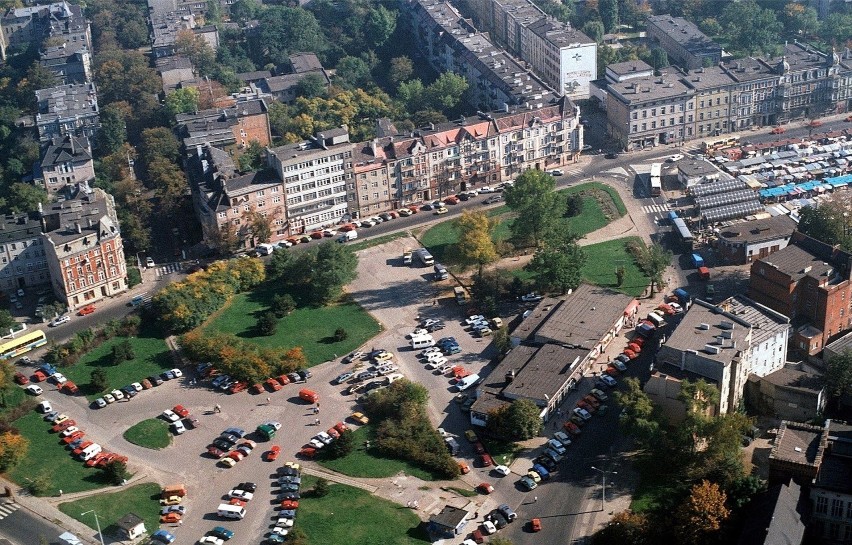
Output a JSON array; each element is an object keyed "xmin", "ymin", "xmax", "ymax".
[
  {"xmin": 219, "ymin": 457, "xmax": 237, "ymax": 468},
  {"xmin": 54, "ymin": 414, "xmax": 70, "ymax": 425},
  {"xmin": 374, "ymin": 352, "xmax": 394, "ymax": 363},
  {"xmin": 350, "ymin": 412, "xmax": 369, "ymax": 425},
  {"xmin": 283, "ymin": 461, "xmax": 301, "ymax": 471},
  {"xmin": 434, "ymin": 207, "xmax": 449, "ymax": 215}
]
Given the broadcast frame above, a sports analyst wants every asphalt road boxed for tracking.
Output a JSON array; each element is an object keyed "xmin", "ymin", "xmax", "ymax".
[{"xmin": 0, "ymin": 501, "xmax": 69, "ymax": 545}]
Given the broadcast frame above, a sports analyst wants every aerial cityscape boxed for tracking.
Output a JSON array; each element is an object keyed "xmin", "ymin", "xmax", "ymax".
[{"xmin": 0, "ymin": 0, "xmax": 849, "ymax": 544}]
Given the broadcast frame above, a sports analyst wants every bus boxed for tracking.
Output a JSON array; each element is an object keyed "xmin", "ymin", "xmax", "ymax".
[
  {"xmin": 649, "ymin": 163, "xmax": 662, "ymax": 196},
  {"xmin": 0, "ymin": 329, "xmax": 47, "ymax": 360},
  {"xmin": 672, "ymin": 217, "xmax": 694, "ymax": 251},
  {"xmin": 701, "ymin": 134, "xmax": 740, "ymax": 155}
]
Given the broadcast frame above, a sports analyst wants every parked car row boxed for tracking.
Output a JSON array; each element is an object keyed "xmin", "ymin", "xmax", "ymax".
[
  {"xmin": 297, "ymin": 421, "xmax": 348, "ymax": 459},
  {"xmin": 21, "ymin": 362, "xmax": 80, "ymax": 396},
  {"xmin": 463, "ymin": 314, "xmax": 502, "ymax": 338},
  {"xmin": 161, "ymin": 404, "xmax": 200, "ymax": 435},
  {"xmin": 201, "ymin": 361, "xmax": 311, "ymax": 395},
  {"xmin": 93, "ymin": 368, "xmax": 183, "ymax": 408},
  {"xmin": 41, "ymin": 409, "xmax": 127, "ymax": 467},
  {"xmin": 265, "ymin": 462, "xmax": 303, "ymax": 543}
]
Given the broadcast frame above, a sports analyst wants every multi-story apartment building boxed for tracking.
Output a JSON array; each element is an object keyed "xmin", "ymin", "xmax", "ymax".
[
  {"xmin": 267, "ymin": 128, "xmax": 353, "ymax": 235},
  {"xmin": 41, "ymin": 184, "xmax": 127, "ymax": 310},
  {"xmin": 749, "ymin": 231, "xmax": 852, "ymax": 357},
  {"xmin": 40, "ymin": 44, "xmax": 92, "ymax": 85},
  {"xmin": 0, "ymin": 1, "xmax": 89, "ymax": 60},
  {"xmin": 606, "ymin": 73, "xmax": 695, "ymax": 150},
  {"xmin": 681, "ymin": 66, "xmax": 736, "ymax": 139},
  {"xmin": 0, "ymin": 213, "xmax": 51, "ymax": 292},
  {"xmin": 34, "ymin": 82, "xmax": 100, "ymax": 145},
  {"xmin": 175, "ymin": 98, "xmax": 271, "ymax": 152},
  {"xmin": 351, "ymin": 138, "xmax": 396, "ymax": 218},
  {"xmin": 646, "ymin": 15, "xmax": 721, "ymax": 70},
  {"xmin": 150, "ymin": 12, "xmax": 218, "ymax": 59},
  {"xmin": 405, "ymin": 0, "xmax": 558, "ymax": 111},
  {"xmin": 465, "ymin": 0, "xmax": 597, "ymax": 99},
  {"xmin": 36, "ymin": 135, "xmax": 95, "ymax": 194}
]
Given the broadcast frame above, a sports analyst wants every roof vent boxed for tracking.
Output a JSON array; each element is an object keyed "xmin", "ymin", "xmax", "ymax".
[
  {"xmin": 794, "ymin": 446, "xmax": 803, "ymax": 452},
  {"xmin": 720, "ymin": 320, "xmax": 734, "ymax": 330},
  {"xmin": 721, "ymin": 330, "xmax": 733, "ymax": 339},
  {"xmin": 698, "ymin": 323, "xmax": 710, "ymax": 330},
  {"xmin": 704, "ymin": 344, "xmax": 721, "ymax": 355}
]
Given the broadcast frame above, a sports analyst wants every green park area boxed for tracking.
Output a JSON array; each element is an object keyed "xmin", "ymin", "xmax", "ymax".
[
  {"xmin": 9, "ymin": 412, "xmax": 111, "ymax": 496},
  {"xmin": 204, "ymin": 282, "xmax": 382, "ymax": 365},
  {"xmin": 317, "ymin": 425, "xmax": 438, "ymax": 480},
  {"xmin": 61, "ymin": 324, "xmax": 173, "ymax": 401},
  {"xmin": 297, "ymin": 476, "xmax": 426, "ymax": 545},
  {"xmin": 421, "ymin": 182, "xmax": 626, "ymax": 264},
  {"xmin": 59, "ymin": 483, "xmax": 161, "ymax": 537},
  {"xmin": 580, "ymin": 237, "xmax": 649, "ymax": 297},
  {"xmin": 123, "ymin": 419, "xmax": 172, "ymax": 449}
]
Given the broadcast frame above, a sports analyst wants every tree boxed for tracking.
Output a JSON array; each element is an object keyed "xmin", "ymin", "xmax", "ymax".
[
  {"xmin": 591, "ymin": 511, "xmax": 650, "ymax": 545},
  {"xmin": 243, "ymin": 209, "xmax": 272, "ymax": 245},
  {"xmin": 822, "ymin": 13, "xmax": 852, "ymax": 47},
  {"xmin": 797, "ymin": 199, "xmax": 852, "ymax": 251},
  {"xmin": 678, "ymin": 378, "xmax": 720, "ymax": 415},
  {"xmin": 500, "ymin": 399, "xmax": 542, "ymax": 440},
  {"xmin": 98, "ymin": 104, "xmax": 127, "ymax": 156},
  {"xmin": 139, "ymin": 127, "xmax": 180, "ymax": 169},
  {"xmin": 633, "ymin": 242, "xmax": 672, "ymax": 296},
  {"xmin": 286, "ymin": 242, "xmax": 359, "ymax": 305},
  {"xmin": 5, "ymin": 184, "xmax": 46, "ymax": 214},
  {"xmin": 492, "ymin": 325, "xmax": 512, "ymax": 356},
  {"xmin": 0, "ymin": 362, "xmax": 13, "ymax": 407},
  {"xmin": 503, "ymin": 170, "xmax": 560, "ymax": 247},
  {"xmin": 454, "ymin": 211, "xmax": 498, "ymax": 278},
  {"xmin": 364, "ymin": 5, "xmax": 397, "ymax": 48},
  {"xmin": 102, "ymin": 459, "xmax": 130, "ymax": 485},
  {"xmin": 425, "ymin": 72, "xmax": 469, "ymax": 111},
  {"xmin": 335, "ymin": 56, "xmax": 372, "ymax": 90},
  {"xmin": 613, "ymin": 377, "xmax": 661, "ymax": 448},
  {"xmin": 253, "ymin": 7, "xmax": 327, "ymax": 66},
  {"xmin": 783, "ymin": 3, "xmax": 819, "ymax": 37},
  {"xmin": 333, "ymin": 328, "xmax": 348, "ymax": 342},
  {"xmin": 525, "ymin": 243, "xmax": 586, "ymax": 294},
  {"xmin": 312, "ymin": 477, "xmax": 330, "ymax": 497},
  {"xmin": 266, "ymin": 249, "xmax": 292, "ymax": 280},
  {"xmin": 825, "ymin": 351, "xmax": 852, "ymax": 398},
  {"xmin": 325, "ymin": 429, "xmax": 354, "ymax": 458},
  {"xmin": 165, "ymin": 87, "xmax": 199, "ymax": 118},
  {"xmin": 720, "ymin": 0, "xmax": 783, "ymax": 56},
  {"xmin": 389, "ymin": 56, "xmax": 414, "ymax": 86},
  {"xmin": 271, "ymin": 293, "xmax": 296, "ymax": 318},
  {"xmin": 583, "ymin": 21, "xmax": 605, "ymax": 43},
  {"xmin": 533, "ymin": 0, "xmax": 573, "ymax": 23},
  {"xmin": 294, "ymin": 73, "xmax": 327, "ymax": 99},
  {"xmin": 0, "ymin": 310, "xmax": 14, "ymax": 332},
  {"xmin": 650, "ymin": 47, "xmax": 668, "ymax": 73},
  {"xmin": 0, "ymin": 431, "xmax": 28, "ymax": 471},
  {"xmin": 90, "ymin": 368, "xmax": 108, "ymax": 392},
  {"xmin": 565, "ymin": 194, "xmax": 584, "ymax": 217},
  {"xmin": 726, "ymin": 474, "xmax": 766, "ymax": 509},
  {"xmin": 229, "ymin": 0, "xmax": 261, "ymax": 22},
  {"xmin": 28, "ymin": 470, "xmax": 51, "ymax": 496},
  {"xmin": 398, "ymin": 79, "xmax": 428, "ymax": 112},
  {"xmin": 698, "ymin": 17, "xmax": 723, "ymax": 37},
  {"xmin": 258, "ymin": 311, "xmax": 278, "ymax": 336},
  {"xmin": 175, "ymin": 30, "xmax": 216, "ymax": 76},
  {"xmin": 237, "ymin": 141, "xmax": 265, "ymax": 173},
  {"xmin": 599, "ymin": 0, "xmax": 619, "ymax": 32},
  {"xmin": 675, "ymin": 480, "xmax": 730, "ymax": 545}
]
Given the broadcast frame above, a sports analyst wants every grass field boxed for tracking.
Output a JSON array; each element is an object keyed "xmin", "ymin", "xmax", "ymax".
[
  {"xmin": 297, "ymin": 475, "xmax": 427, "ymax": 545},
  {"xmin": 59, "ymin": 483, "xmax": 161, "ymax": 537},
  {"xmin": 205, "ymin": 284, "xmax": 382, "ymax": 365},
  {"xmin": 420, "ymin": 182, "xmax": 626, "ymax": 265},
  {"xmin": 580, "ymin": 237, "xmax": 648, "ymax": 297},
  {"xmin": 123, "ymin": 419, "xmax": 171, "ymax": 449},
  {"xmin": 9, "ymin": 412, "xmax": 111, "ymax": 496},
  {"xmin": 317, "ymin": 425, "xmax": 438, "ymax": 481},
  {"xmin": 349, "ymin": 231, "xmax": 408, "ymax": 252},
  {"xmin": 61, "ymin": 323, "xmax": 173, "ymax": 400},
  {"xmin": 629, "ymin": 455, "xmax": 688, "ymax": 514}
]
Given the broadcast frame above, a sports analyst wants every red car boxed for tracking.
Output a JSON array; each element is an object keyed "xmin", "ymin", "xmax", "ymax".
[
  {"xmin": 228, "ymin": 381, "xmax": 247, "ymax": 394},
  {"xmin": 627, "ymin": 343, "xmax": 642, "ymax": 353},
  {"xmin": 298, "ymin": 446, "xmax": 317, "ymax": 458},
  {"xmin": 473, "ymin": 442, "xmax": 485, "ymax": 454},
  {"xmin": 32, "ymin": 370, "xmax": 47, "ymax": 382},
  {"xmin": 479, "ymin": 454, "xmax": 494, "ymax": 467},
  {"xmin": 250, "ymin": 383, "xmax": 265, "ymax": 394},
  {"xmin": 266, "ymin": 445, "xmax": 281, "ymax": 461},
  {"xmin": 13, "ymin": 372, "xmax": 28, "ymax": 385},
  {"xmin": 160, "ymin": 512, "xmax": 182, "ymax": 524},
  {"xmin": 476, "ymin": 483, "xmax": 494, "ymax": 494},
  {"xmin": 605, "ymin": 365, "xmax": 619, "ymax": 376},
  {"xmin": 326, "ymin": 428, "xmax": 340, "ymax": 440},
  {"xmin": 265, "ymin": 378, "xmax": 282, "ymax": 391},
  {"xmin": 173, "ymin": 405, "xmax": 189, "ymax": 418},
  {"xmin": 227, "ymin": 451, "xmax": 244, "ymax": 462},
  {"xmin": 623, "ymin": 349, "xmax": 639, "ymax": 359},
  {"xmin": 207, "ymin": 446, "xmax": 228, "ymax": 459},
  {"xmin": 62, "ymin": 431, "xmax": 85, "ymax": 444},
  {"xmin": 771, "ymin": 126, "xmax": 786, "ymax": 134},
  {"xmin": 77, "ymin": 304, "xmax": 96, "ymax": 316},
  {"xmin": 583, "ymin": 395, "xmax": 601, "ymax": 409},
  {"xmin": 280, "ymin": 500, "xmax": 299, "ymax": 510},
  {"xmin": 530, "ymin": 518, "xmax": 542, "ymax": 532},
  {"xmin": 52, "ymin": 420, "xmax": 76, "ymax": 433},
  {"xmin": 72, "ymin": 441, "xmax": 93, "ymax": 456},
  {"xmin": 631, "ymin": 336, "xmax": 645, "ymax": 347},
  {"xmin": 228, "ymin": 498, "xmax": 246, "ymax": 507},
  {"xmin": 276, "ymin": 374, "xmax": 290, "ymax": 386},
  {"xmin": 309, "ymin": 231, "xmax": 323, "ymax": 239},
  {"xmin": 564, "ymin": 421, "xmax": 582, "ymax": 436},
  {"xmin": 333, "ymin": 422, "xmax": 348, "ymax": 434},
  {"xmin": 85, "ymin": 452, "xmax": 109, "ymax": 468}
]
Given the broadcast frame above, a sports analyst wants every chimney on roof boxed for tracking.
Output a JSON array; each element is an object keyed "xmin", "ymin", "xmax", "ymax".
[{"xmin": 74, "ymin": 222, "xmax": 81, "ymax": 234}]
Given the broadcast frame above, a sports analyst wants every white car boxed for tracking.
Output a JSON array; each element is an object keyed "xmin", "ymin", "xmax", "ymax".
[
  {"xmin": 421, "ymin": 347, "xmax": 442, "ymax": 357},
  {"xmin": 521, "ymin": 293, "xmax": 543, "ymax": 302},
  {"xmin": 421, "ymin": 319, "xmax": 440, "ymax": 327},
  {"xmin": 666, "ymin": 154, "xmax": 684, "ymax": 162},
  {"xmin": 146, "ymin": 257, "xmax": 155, "ymax": 268},
  {"xmin": 52, "ymin": 372, "xmax": 67, "ymax": 384},
  {"xmin": 227, "ymin": 489, "xmax": 254, "ymax": 501},
  {"xmin": 669, "ymin": 302, "xmax": 684, "ymax": 314},
  {"xmin": 169, "ymin": 368, "xmax": 183, "ymax": 378},
  {"xmin": 482, "ymin": 521, "xmax": 497, "ymax": 535},
  {"xmin": 60, "ymin": 426, "xmax": 80, "ymax": 437},
  {"xmin": 465, "ymin": 315, "xmax": 485, "ymax": 325},
  {"xmin": 103, "ymin": 393, "xmax": 116, "ymax": 404},
  {"xmin": 573, "ymin": 407, "xmax": 592, "ymax": 421},
  {"xmin": 94, "ymin": 398, "xmax": 107, "ymax": 408},
  {"xmin": 262, "ymin": 421, "xmax": 282, "ymax": 431},
  {"xmin": 162, "ymin": 409, "xmax": 180, "ymax": 422},
  {"xmin": 198, "ymin": 537, "xmax": 224, "ymax": 545},
  {"xmin": 409, "ymin": 328, "xmax": 428, "ymax": 338},
  {"xmin": 49, "ymin": 315, "xmax": 70, "ymax": 327},
  {"xmin": 25, "ymin": 385, "xmax": 43, "ymax": 395},
  {"xmin": 548, "ymin": 169, "xmax": 564, "ymax": 176},
  {"xmin": 553, "ymin": 431, "xmax": 572, "ymax": 446},
  {"xmin": 425, "ymin": 357, "xmax": 447, "ymax": 369},
  {"xmin": 16, "ymin": 289, "xmax": 24, "ymax": 297},
  {"xmin": 315, "ymin": 432, "xmax": 333, "ymax": 445},
  {"xmin": 171, "ymin": 421, "xmax": 186, "ymax": 435},
  {"xmin": 494, "ymin": 465, "xmax": 511, "ymax": 476},
  {"xmin": 37, "ymin": 400, "xmax": 52, "ymax": 413},
  {"xmin": 110, "ymin": 389, "xmax": 125, "ymax": 401},
  {"xmin": 270, "ymin": 527, "xmax": 289, "ymax": 537},
  {"xmin": 478, "ymin": 186, "xmax": 493, "ymax": 193},
  {"xmin": 276, "ymin": 518, "xmax": 294, "ymax": 528},
  {"xmin": 308, "ymin": 438, "xmax": 325, "ymax": 449},
  {"xmin": 130, "ymin": 382, "xmax": 143, "ymax": 392},
  {"xmin": 437, "ymin": 364, "xmax": 453, "ymax": 374},
  {"xmin": 424, "ymin": 351, "xmax": 445, "ymax": 363}
]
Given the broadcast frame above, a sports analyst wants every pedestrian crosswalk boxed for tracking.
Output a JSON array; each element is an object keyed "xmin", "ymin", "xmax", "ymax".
[
  {"xmin": 0, "ymin": 501, "xmax": 19, "ymax": 520},
  {"xmin": 641, "ymin": 204, "xmax": 670, "ymax": 214},
  {"xmin": 156, "ymin": 262, "xmax": 182, "ymax": 277}
]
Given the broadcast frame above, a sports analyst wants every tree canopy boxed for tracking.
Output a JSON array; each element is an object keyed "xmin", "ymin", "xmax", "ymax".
[
  {"xmin": 454, "ymin": 210, "xmax": 498, "ymax": 277},
  {"xmin": 720, "ymin": 0, "xmax": 783, "ymax": 56},
  {"xmin": 503, "ymin": 170, "xmax": 559, "ymax": 247}
]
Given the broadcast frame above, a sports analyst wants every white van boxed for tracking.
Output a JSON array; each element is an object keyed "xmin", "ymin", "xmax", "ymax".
[
  {"xmin": 456, "ymin": 374, "xmax": 480, "ymax": 391},
  {"xmin": 410, "ymin": 335, "xmax": 435, "ymax": 349},
  {"xmin": 217, "ymin": 504, "xmax": 246, "ymax": 519},
  {"xmin": 256, "ymin": 243, "xmax": 275, "ymax": 256},
  {"xmin": 337, "ymin": 230, "xmax": 358, "ymax": 243},
  {"xmin": 79, "ymin": 444, "xmax": 102, "ymax": 461},
  {"xmin": 646, "ymin": 311, "xmax": 665, "ymax": 328}
]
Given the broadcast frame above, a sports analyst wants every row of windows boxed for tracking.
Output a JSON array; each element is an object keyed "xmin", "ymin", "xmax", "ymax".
[
  {"xmin": 0, "ymin": 239, "xmax": 42, "ymax": 252},
  {"xmin": 279, "ymin": 153, "xmax": 349, "ymax": 172},
  {"xmin": 0, "ymin": 261, "xmax": 48, "ymax": 275}
]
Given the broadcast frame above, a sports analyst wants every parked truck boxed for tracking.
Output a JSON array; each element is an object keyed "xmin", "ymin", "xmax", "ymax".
[
  {"xmin": 337, "ymin": 230, "xmax": 358, "ymax": 243},
  {"xmin": 433, "ymin": 263, "xmax": 448, "ymax": 280},
  {"xmin": 415, "ymin": 248, "xmax": 434, "ymax": 266},
  {"xmin": 691, "ymin": 253, "xmax": 705, "ymax": 268},
  {"xmin": 454, "ymin": 286, "xmax": 467, "ymax": 304},
  {"xmin": 299, "ymin": 388, "xmax": 319, "ymax": 404},
  {"xmin": 402, "ymin": 248, "xmax": 413, "ymax": 265}
]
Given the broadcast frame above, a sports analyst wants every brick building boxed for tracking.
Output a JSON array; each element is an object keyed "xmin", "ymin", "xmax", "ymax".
[
  {"xmin": 749, "ymin": 231, "xmax": 852, "ymax": 356},
  {"xmin": 34, "ymin": 82, "xmax": 100, "ymax": 145},
  {"xmin": 41, "ymin": 185, "xmax": 127, "ymax": 310},
  {"xmin": 175, "ymin": 98, "xmax": 271, "ymax": 151}
]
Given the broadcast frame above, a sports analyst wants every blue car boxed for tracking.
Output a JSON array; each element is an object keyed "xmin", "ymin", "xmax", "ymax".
[
  {"xmin": 211, "ymin": 526, "xmax": 234, "ymax": 540},
  {"xmin": 443, "ymin": 345, "xmax": 462, "ymax": 355},
  {"xmin": 279, "ymin": 509, "xmax": 297, "ymax": 519},
  {"xmin": 223, "ymin": 427, "xmax": 246, "ymax": 438},
  {"xmin": 152, "ymin": 530, "xmax": 175, "ymax": 544}
]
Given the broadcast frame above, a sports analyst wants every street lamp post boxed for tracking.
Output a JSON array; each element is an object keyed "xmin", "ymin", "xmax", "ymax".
[
  {"xmin": 591, "ymin": 466, "xmax": 617, "ymax": 512},
  {"xmin": 81, "ymin": 510, "xmax": 105, "ymax": 545}
]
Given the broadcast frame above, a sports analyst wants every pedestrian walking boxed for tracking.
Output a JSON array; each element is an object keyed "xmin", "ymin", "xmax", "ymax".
[
  {"xmin": 215, "ymin": 404, "xmax": 221, "ymax": 413},
  {"xmin": 534, "ymin": 496, "xmax": 538, "ymax": 503},
  {"xmin": 315, "ymin": 418, "xmax": 320, "ymax": 426},
  {"xmin": 266, "ymin": 397, "xmax": 271, "ymax": 404}
]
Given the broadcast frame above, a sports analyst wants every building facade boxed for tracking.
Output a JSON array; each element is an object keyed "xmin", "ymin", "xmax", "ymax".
[
  {"xmin": 36, "ymin": 135, "xmax": 95, "ymax": 194},
  {"xmin": 41, "ymin": 185, "xmax": 127, "ymax": 310},
  {"xmin": 646, "ymin": 15, "xmax": 721, "ymax": 70},
  {"xmin": 0, "ymin": 214, "xmax": 51, "ymax": 292}
]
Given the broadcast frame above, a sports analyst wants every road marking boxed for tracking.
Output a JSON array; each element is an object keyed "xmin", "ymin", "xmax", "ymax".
[
  {"xmin": 156, "ymin": 263, "xmax": 182, "ymax": 277},
  {"xmin": 0, "ymin": 502, "xmax": 20, "ymax": 520},
  {"xmin": 641, "ymin": 204, "xmax": 669, "ymax": 214}
]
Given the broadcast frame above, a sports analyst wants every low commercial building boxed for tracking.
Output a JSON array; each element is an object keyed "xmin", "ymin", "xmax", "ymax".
[
  {"xmin": 746, "ymin": 366, "xmax": 826, "ymax": 422},
  {"xmin": 646, "ymin": 15, "xmax": 721, "ymax": 70},
  {"xmin": 156, "ymin": 56, "xmax": 195, "ymax": 94},
  {"xmin": 654, "ymin": 295, "xmax": 791, "ymax": 415},
  {"xmin": 768, "ymin": 420, "xmax": 827, "ymax": 485},
  {"xmin": 748, "ymin": 231, "xmax": 852, "ymax": 356},
  {"xmin": 736, "ymin": 481, "xmax": 807, "ymax": 545},
  {"xmin": 42, "ymin": 184, "xmax": 127, "ymax": 310},
  {"xmin": 675, "ymin": 157, "xmax": 721, "ymax": 188},
  {"xmin": 428, "ymin": 506, "xmax": 469, "ymax": 538},
  {"xmin": 716, "ymin": 215, "xmax": 798, "ymax": 265}
]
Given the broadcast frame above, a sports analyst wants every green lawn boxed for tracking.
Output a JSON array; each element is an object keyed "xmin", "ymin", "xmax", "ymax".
[
  {"xmin": 297, "ymin": 476, "xmax": 427, "ymax": 545},
  {"xmin": 123, "ymin": 419, "xmax": 171, "ymax": 450},
  {"xmin": 317, "ymin": 425, "xmax": 439, "ymax": 480},
  {"xmin": 480, "ymin": 437, "xmax": 523, "ymax": 466},
  {"xmin": 348, "ymin": 231, "xmax": 409, "ymax": 252},
  {"xmin": 630, "ymin": 455, "xmax": 689, "ymax": 514},
  {"xmin": 447, "ymin": 486, "xmax": 477, "ymax": 497},
  {"xmin": 580, "ymin": 237, "xmax": 649, "ymax": 297},
  {"xmin": 420, "ymin": 182, "xmax": 626, "ymax": 264},
  {"xmin": 9, "ymin": 412, "xmax": 112, "ymax": 496},
  {"xmin": 59, "ymin": 483, "xmax": 162, "ymax": 537},
  {"xmin": 61, "ymin": 323, "xmax": 173, "ymax": 400},
  {"xmin": 204, "ymin": 284, "xmax": 382, "ymax": 366}
]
